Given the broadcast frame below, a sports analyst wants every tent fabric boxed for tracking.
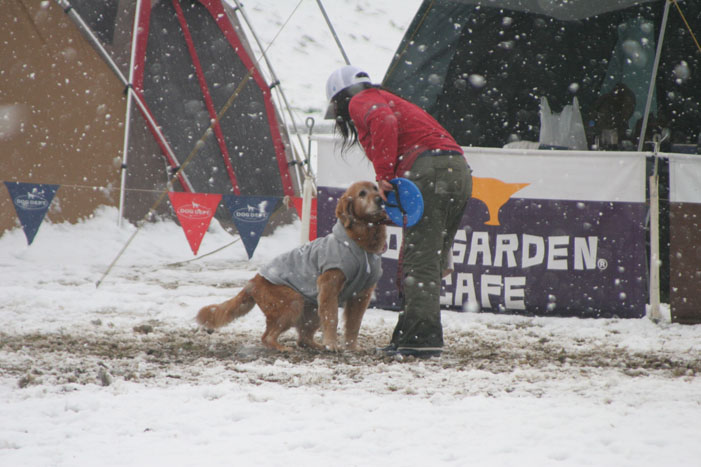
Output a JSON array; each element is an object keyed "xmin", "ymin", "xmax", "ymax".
[
  {"xmin": 1, "ymin": 0, "xmax": 300, "ymax": 235},
  {"xmin": 0, "ymin": 0, "xmax": 126, "ymax": 234},
  {"xmin": 133, "ymin": 0, "xmax": 295, "ymax": 197},
  {"xmin": 383, "ymin": 0, "xmax": 701, "ymax": 151}
]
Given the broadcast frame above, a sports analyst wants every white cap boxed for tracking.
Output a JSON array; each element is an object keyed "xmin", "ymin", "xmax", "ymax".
[{"xmin": 324, "ymin": 65, "xmax": 371, "ymax": 118}]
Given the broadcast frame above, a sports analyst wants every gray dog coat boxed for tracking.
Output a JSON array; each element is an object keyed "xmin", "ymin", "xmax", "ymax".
[{"xmin": 260, "ymin": 220, "xmax": 383, "ymax": 304}]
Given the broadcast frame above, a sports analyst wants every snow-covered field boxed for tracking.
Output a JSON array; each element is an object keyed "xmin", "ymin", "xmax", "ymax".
[
  {"xmin": 2, "ymin": 1, "xmax": 701, "ymax": 466},
  {"xmin": 2, "ymin": 207, "xmax": 700, "ymax": 467}
]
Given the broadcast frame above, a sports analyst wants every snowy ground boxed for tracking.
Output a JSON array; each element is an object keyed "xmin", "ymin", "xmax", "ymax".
[
  {"xmin": 3, "ymin": 1, "xmax": 701, "ymax": 466},
  {"xmin": 1, "ymin": 208, "xmax": 701, "ymax": 467}
]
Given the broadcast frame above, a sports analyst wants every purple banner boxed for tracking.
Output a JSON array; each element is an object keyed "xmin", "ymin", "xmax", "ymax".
[{"xmin": 319, "ymin": 186, "xmax": 647, "ymax": 318}]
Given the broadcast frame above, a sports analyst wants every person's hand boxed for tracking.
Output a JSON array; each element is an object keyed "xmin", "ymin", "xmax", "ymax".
[{"xmin": 377, "ymin": 179, "xmax": 393, "ymax": 202}]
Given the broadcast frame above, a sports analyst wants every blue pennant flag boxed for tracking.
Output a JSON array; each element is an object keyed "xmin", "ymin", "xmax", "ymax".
[
  {"xmin": 4, "ymin": 181, "xmax": 59, "ymax": 245},
  {"xmin": 223, "ymin": 195, "xmax": 280, "ymax": 259}
]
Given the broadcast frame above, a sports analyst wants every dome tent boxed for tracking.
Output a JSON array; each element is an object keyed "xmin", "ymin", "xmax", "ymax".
[{"xmin": 1, "ymin": 0, "xmax": 302, "ymax": 237}]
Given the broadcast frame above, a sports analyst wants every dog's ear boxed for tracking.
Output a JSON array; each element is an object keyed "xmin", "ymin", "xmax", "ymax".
[{"xmin": 336, "ymin": 194, "xmax": 354, "ymax": 228}]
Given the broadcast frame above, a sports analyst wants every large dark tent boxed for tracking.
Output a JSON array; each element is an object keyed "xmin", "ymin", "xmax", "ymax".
[
  {"xmin": 1, "ymin": 0, "xmax": 301, "ymax": 235},
  {"xmin": 383, "ymin": 0, "xmax": 701, "ymax": 152}
]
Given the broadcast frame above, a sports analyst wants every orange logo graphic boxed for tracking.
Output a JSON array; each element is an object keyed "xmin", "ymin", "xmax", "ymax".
[{"xmin": 472, "ymin": 177, "xmax": 529, "ymax": 226}]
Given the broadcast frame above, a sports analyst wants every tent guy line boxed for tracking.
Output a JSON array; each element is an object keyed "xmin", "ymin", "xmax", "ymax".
[
  {"xmin": 162, "ymin": 237, "xmax": 241, "ymax": 268},
  {"xmin": 671, "ymin": 0, "xmax": 701, "ymax": 52}
]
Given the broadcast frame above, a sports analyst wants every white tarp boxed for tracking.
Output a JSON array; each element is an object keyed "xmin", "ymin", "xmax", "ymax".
[
  {"xmin": 669, "ymin": 153, "xmax": 701, "ymax": 204},
  {"xmin": 316, "ymin": 134, "xmax": 375, "ymax": 187},
  {"xmin": 317, "ymin": 136, "xmax": 648, "ymax": 203}
]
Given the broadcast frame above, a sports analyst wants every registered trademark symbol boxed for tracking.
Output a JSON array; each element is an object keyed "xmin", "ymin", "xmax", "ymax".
[{"xmin": 597, "ymin": 258, "xmax": 608, "ymax": 270}]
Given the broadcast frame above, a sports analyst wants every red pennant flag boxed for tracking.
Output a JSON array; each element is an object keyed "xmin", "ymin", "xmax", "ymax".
[
  {"xmin": 168, "ymin": 192, "xmax": 222, "ymax": 255},
  {"xmin": 291, "ymin": 197, "xmax": 317, "ymax": 241}
]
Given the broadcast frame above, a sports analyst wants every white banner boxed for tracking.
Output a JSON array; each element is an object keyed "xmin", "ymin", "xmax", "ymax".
[
  {"xmin": 316, "ymin": 135, "xmax": 647, "ymax": 204},
  {"xmin": 316, "ymin": 134, "xmax": 374, "ymax": 188},
  {"xmin": 464, "ymin": 148, "xmax": 647, "ymax": 202}
]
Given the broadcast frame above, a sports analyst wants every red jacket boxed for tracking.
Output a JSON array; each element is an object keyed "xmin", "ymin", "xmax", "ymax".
[{"xmin": 348, "ymin": 88, "xmax": 463, "ymax": 182}]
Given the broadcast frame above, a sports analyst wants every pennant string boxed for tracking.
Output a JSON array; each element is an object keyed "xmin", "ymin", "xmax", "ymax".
[{"xmin": 2, "ymin": 182, "xmax": 184, "ymax": 194}]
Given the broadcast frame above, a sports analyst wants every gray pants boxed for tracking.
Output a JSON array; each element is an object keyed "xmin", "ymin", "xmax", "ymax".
[{"xmin": 391, "ymin": 152, "xmax": 472, "ymax": 348}]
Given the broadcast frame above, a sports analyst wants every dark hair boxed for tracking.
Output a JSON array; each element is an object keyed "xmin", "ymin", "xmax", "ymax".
[{"xmin": 332, "ymin": 83, "xmax": 374, "ymax": 152}]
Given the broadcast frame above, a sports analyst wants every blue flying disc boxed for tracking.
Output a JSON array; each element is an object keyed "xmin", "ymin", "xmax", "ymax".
[{"xmin": 384, "ymin": 177, "xmax": 424, "ymax": 227}]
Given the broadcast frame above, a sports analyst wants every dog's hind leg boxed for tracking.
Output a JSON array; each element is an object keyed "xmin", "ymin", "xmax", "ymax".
[
  {"xmin": 260, "ymin": 295, "xmax": 305, "ymax": 352},
  {"xmin": 297, "ymin": 302, "xmax": 322, "ymax": 350},
  {"xmin": 196, "ymin": 286, "xmax": 256, "ymax": 330}
]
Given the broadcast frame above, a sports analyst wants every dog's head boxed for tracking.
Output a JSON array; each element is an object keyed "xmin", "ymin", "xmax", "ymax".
[
  {"xmin": 335, "ymin": 181, "xmax": 386, "ymax": 228},
  {"xmin": 335, "ymin": 181, "xmax": 388, "ymax": 254}
]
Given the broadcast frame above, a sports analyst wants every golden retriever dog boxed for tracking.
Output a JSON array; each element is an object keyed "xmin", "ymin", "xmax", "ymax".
[{"xmin": 196, "ymin": 181, "xmax": 387, "ymax": 352}]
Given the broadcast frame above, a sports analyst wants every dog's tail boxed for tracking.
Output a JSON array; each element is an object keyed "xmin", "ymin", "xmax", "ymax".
[{"xmin": 196, "ymin": 285, "xmax": 255, "ymax": 329}]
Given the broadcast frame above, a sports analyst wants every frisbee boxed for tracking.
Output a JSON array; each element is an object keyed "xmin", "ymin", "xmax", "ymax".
[{"xmin": 384, "ymin": 177, "xmax": 424, "ymax": 227}]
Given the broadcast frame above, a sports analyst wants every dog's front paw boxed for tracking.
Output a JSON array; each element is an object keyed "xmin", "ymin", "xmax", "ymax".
[
  {"xmin": 322, "ymin": 341, "xmax": 340, "ymax": 352},
  {"xmin": 297, "ymin": 339, "xmax": 324, "ymax": 351},
  {"xmin": 345, "ymin": 342, "xmax": 359, "ymax": 352}
]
